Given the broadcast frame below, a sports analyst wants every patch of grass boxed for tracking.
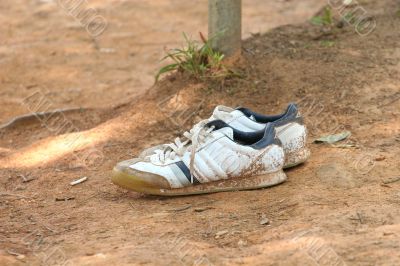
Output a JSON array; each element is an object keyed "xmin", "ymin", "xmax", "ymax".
[
  {"xmin": 396, "ymin": 10, "xmax": 400, "ymax": 17},
  {"xmin": 311, "ymin": 7, "xmax": 334, "ymax": 26},
  {"xmin": 155, "ymin": 32, "xmax": 235, "ymax": 82}
]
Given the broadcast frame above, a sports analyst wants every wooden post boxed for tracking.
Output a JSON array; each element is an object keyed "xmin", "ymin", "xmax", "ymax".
[{"xmin": 208, "ymin": 0, "xmax": 242, "ymax": 57}]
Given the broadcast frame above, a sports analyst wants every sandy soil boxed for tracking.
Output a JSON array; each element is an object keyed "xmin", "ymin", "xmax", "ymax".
[
  {"xmin": 0, "ymin": 0, "xmax": 325, "ymax": 124},
  {"xmin": 1, "ymin": 0, "xmax": 400, "ymax": 265}
]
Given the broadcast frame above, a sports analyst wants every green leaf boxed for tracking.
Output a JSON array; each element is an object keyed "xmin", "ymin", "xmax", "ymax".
[
  {"xmin": 344, "ymin": 12, "xmax": 355, "ymax": 23},
  {"xmin": 311, "ymin": 7, "xmax": 333, "ymax": 26},
  {"xmin": 155, "ymin": 63, "xmax": 179, "ymax": 82},
  {"xmin": 322, "ymin": 7, "xmax": 333, "ymax": 25},
  {"xmin": 310, "ymin": 16, "xmax": 323, "ymax": 26},
  {"xmin": 314, "ymin": 131, "xmax": 351, "ymax": 144}
]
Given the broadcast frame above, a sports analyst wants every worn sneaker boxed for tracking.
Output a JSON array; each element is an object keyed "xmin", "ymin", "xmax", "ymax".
[
  {"xmin": 211, "ymin": 103, "xmax": 310, "ymax": 168},
  {"xmin": 112, "ymin": 121, "xmax": 286, "ymax": 196},
  {"xmin": 140, "ymin": 103, "xmax": 309, "ymax": 168}
]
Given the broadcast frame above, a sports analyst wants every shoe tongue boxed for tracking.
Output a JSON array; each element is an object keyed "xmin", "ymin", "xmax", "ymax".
[{"xmin": 216, "ymin": 126, "xmax": 234, "ymax": 139}]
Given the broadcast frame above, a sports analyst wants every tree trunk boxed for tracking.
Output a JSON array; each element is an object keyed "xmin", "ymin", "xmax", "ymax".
[{"xmin": 208, "ymin": 0, "xmax": 242, "ymax": 57}]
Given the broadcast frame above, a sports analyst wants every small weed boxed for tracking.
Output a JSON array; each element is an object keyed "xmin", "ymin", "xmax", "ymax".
[
  {"xmin": 155, "ymin": 32, "xmax": 235, "ymax": 82},
  {"xmin": 396, "ymin": 10, "xmax": 400, "ymax": 17},
  {"xmin": 311, "ymin": 7, "xmax": 334, "ymax": 26},
  {"xmin": 344, "ymin": 12, "xmax": 356, "ymax": 24},
  {"xmin": 320, "ymin": 40, "xmax": 335, "ymax": 47}
]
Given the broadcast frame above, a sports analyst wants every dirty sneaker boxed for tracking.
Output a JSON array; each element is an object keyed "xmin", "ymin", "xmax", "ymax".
[
  {"xmin": 112, "ymin": 121, "xmax": 286, "ymax": 196},
  {"xmin": 140, "ymin": 103, "xmax": 309, "ymax": 169},
  {"xmin": 211, "ymin": 103, "xmax": 310, "ymax": 168}
]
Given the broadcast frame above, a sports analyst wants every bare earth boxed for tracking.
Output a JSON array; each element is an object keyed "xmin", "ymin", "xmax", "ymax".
[{"xmin": 1, "ymin": 0, "xmax": 400, "ymax": 265}]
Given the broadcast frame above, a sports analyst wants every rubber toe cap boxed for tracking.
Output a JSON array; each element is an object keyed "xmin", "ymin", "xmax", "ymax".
[{"xmin": 112, "ymin": 158, "xmax": 171, "ymax": 192}]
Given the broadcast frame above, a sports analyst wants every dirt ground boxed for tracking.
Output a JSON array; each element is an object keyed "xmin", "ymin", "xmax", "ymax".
[{"xmin": 1, "ymin": 0, "xmax": 400, "ymax": 265}]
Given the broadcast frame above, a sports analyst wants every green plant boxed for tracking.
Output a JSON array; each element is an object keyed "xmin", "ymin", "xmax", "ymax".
[
  {"xmin": 320, "ymin": 40, "xmax": 335, "ymax": 47},
  {"xmin": 311, "ymin": 7, "xmax": 334, "ymax": 26},
  {"xmin": 155, "ymin": 32, "xmax": 232, "ymax": 82},
  {"xmin": 344, "ymin": 12, "xmax": 356, "ymax": 24}
]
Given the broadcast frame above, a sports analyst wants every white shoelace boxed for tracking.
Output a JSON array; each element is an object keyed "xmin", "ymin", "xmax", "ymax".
[
  {"xmin": 140, "ymin": 107, "xmax": 234, "ymax": 159},
  {"xmin": 154, "ymin": 121, "xmax": 215, "ymax": 183}
]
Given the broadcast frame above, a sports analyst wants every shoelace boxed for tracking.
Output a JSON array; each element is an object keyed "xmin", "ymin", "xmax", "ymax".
[
  {"xmin": 154, "ymin": 121, "xmax": 215, "ymax": 183},
  {"xmin": 140, "ymin": 108, "xmax": 234, "ymax": 159}
]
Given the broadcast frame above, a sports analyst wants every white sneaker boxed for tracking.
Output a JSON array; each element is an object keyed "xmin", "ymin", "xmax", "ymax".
[
  {"xmin": 140, "ymin": 103, "xmax": 310, "ymax": 168},
  {"xmin": 211, "ymin": 103, "xmax": 310, "ymax": 168},
  {"xmin": 112, "ymin": 121, "xmax": 286, "ymax": 196}
]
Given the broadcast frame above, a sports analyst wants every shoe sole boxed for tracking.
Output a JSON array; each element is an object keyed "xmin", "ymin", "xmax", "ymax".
[
  {"xmin": 283, "ymin": 147, "xmax": 310, "ymax": 169},
  {"xmin": 111, "ymin": 169, "xmax": 287, "ymax": 196}
]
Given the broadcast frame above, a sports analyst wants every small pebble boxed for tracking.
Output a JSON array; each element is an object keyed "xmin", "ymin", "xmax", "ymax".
[
  {"xmin": 375, "ymin": 155, "xmax": 386, "ymax": 161},
  {"xmin": 260, "ymin": 215, "xmax": 270, "ymax": 225},
  {"xmin": 238, "ymin": 239, "xmax": 247, "ymax": 247},
  {"xmin": 215, "ymin": 230, "xmax": 228, "ymax": 239}
]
